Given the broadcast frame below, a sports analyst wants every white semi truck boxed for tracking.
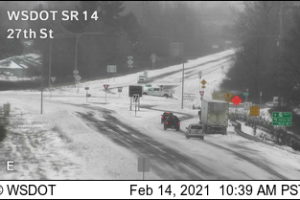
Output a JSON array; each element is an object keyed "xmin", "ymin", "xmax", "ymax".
[{"xmin": 200, "ymin": 99, "xmax": 229, "ymax": 135}]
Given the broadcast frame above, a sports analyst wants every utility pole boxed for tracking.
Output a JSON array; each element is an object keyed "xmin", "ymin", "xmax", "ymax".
[
  {"xmin": 278, "ymin": 1, "xmax": 283, "ymax": 107},
  {"xmin": 41, "ymin": 87, "xmax": 44, "ymax": 114},
  {"xmin": 259, "ymin": 91, "xmax": 263, "ymax": 107},
  {"xmin": 74, "ymin": 34, "xmax": 80, "ymax": 72},
  {"xmin": 181, "ymin": 62, "xmax": 185, "ymax": 109},
  {"xmin": 48, "ymin": 40, "xmax": 53, "ymax": 89}
]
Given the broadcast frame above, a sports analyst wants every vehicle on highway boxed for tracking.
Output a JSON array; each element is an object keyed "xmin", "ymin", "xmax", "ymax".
[
  {"xmin": 143, "ymin": 84, "xmax": 154, "ymax": 93},
  {"xmin": 161, "ymin": 112, "xmax": 173, "ymax": 124},
  {"xmin": 201, "ymin": 99, "xmax": 229, "ymax": 135},
  {"xmin": 185, "ymin": 123, "xmax": 205, "ymax": 139},
  {"xmin": 164, "ymin": 114, "xmax": 180, "ymax": 131},
  {"xmin": 143, "ymin": 87, "xmax": 173, "ymax": 98},
  {"xmin": 137, "ymin": 75, "xmax": 147, "ymax": 83}
]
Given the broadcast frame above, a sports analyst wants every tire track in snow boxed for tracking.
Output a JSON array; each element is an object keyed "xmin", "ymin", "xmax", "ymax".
[
  {"xmin": 132, "ymin": 105, "xmax": 288, "ymax": 179},
  {"xmin": 77, "ymin": 109, "xmax": 225, "ymax": 180}
]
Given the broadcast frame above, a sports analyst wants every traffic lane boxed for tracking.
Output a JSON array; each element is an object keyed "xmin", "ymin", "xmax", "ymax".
[
  {"xmin": 40, "ymin": 95, "xmax": 290, "ymax": 180},
  {"xmin": 77, "ymin": 110, "xmax": 224, "ymax": 180},
  {"xmin": 130, "ymin": 104, "xmax": 288, "ymax": 179},
  {"xmin": 13, "ymin": 91, "xmax": 288, "ymax": 179},
  {"xmin": 144, "ymin": 55, "xmax": 233, "ymax": 84}
]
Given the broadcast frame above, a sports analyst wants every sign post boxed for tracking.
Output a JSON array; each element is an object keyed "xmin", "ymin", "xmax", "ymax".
[
  {"xmin": 138, "ymin": 157, "xmax": 150, "ymax": 180},
  {"xmin": 133, "ymin": 94, "xmax": 139, "ymax": 117},
  {"xmin": 85, "ymin": 87, "xmax": 90, "ymax": 103},
  {"xmin": 199, "ymin": 90, "xmax": 204, "ymax": 100},
  {"xmin": 200, "ymin": 79, "xmax": 207, "ymax": 105},
  {"xmin": 73, "ymin": 70, "xmax": 81, "ymax": 93},
  {"xmin": 198, "ymin": 71, "xmax": 202, "ymax": 79},
  {"xmin": 103, "ymin": 84, "xmax": 109, "ymax": 103},
  {"xmin": 243, "ymin": 89, "xmax": 249, "ymax": 103},
  {"xmin": 117, "ymin": 87, "xmax": 123, "ymax": 97},
  {"xmin": 259, "ymin": 91, "xmax": 263, "ymax": 107}
]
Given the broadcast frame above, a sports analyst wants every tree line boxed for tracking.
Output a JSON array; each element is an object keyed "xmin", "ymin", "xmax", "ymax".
[{"xmin": 222, "ymin": 1, "xmax": 300, "ymax": 108}]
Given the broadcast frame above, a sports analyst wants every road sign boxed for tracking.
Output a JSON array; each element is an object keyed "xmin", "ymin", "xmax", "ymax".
[
  {"xmin": 243, "ymin": 92, "xmax": 249, "ymax": 97},
  {"xmin": 117, "ymin": 87, "xmax": 123, "ymax": 93},
  {"xmin": 199, "ymin": 90, "xmax": 204, "ymax": 96},
  {"xmin": 74, "ymin": 74, "xmax": 81, "ymax": 82},
  {"xmin": 129, "ymin": 85, "xmax": 143, "ymax": 97},
  {"xmin": 250, "ymin": 106, "xmax": 260, "ymax": 116},
  {"xmin": 127, "ymin": 56, "xmax": 134, "ymax": 68},
  {"xmin": 231, "ymin": 96, "xmax": 242, "ymax": 105},
  {"xmin": 73, "ymin": 69, "xmax": 79, "ymax": 75},
  {"xmin": 272, "ymin": 112, "xmax": 292, "ymax": 126},
  {"xmin": 201, "ymin": 79, "xmax": 207, "ymax": 85},
  {"xmin": 103, "ymin": 84, "xmax": 109, "ymax": 90},
  {"xmin": 51, "ymin": 76, "xmax": 56, "ymax": 83},
  {"xmin": 150, "ymin": 53, "xmax": 156, "ymax": 64},
  {"xmin": 273, "ymin": 96, "xmax": 279, "ymax": 107},
  {"xmin": 107, "ymin": 65, "xmax": 117, "ymax": 73},
  {"xmin": 224, "ymin": 93, "xmax": 234, "ymax": 102}
]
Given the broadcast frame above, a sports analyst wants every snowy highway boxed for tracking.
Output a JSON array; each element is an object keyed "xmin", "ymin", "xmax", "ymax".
[{"xmin": 1, "ymin": 50, "xmax": 300, "ymax": 180}]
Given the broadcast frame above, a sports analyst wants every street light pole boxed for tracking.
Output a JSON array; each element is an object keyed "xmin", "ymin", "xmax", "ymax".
[{"xmin": 181, "ymin": 62, "xmax": 185, "ymax": 109}]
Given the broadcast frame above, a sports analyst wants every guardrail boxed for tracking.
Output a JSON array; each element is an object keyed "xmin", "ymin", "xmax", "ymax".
[{"xmin": 229, "ymin": 113, "xmax": 300, "ymax": 151}]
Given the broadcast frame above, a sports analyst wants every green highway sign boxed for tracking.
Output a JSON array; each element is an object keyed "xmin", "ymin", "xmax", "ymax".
[
  {"xmin": 243, "ymin": 92, "xmax": 249, "ymax": 97},
  {"xmin": 272, "ymin": 112, "xmax": 292, "ymax": 126}
]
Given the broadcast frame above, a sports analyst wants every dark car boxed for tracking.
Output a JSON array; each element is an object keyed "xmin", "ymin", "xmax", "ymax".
[
  {"xmin": 164, "ymin": 115, "xmax": 180, "ymax": 131},
  {"xmin": 161, "ymin": 112, "xmax": 173, "ymax": 124}
]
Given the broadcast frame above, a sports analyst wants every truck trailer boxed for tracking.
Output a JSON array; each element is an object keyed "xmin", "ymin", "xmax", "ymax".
[{"xmin": 200, "ymin": 99, "xmax": 229, "ymax": 135}]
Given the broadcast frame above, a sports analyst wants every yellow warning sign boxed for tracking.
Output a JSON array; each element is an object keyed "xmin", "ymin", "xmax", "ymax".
[
  {"xmin": 224, "ymin": 93, "xmax": 234, "ymax": 102},
  {"xmin": 250, "ymin": 106, "xmax": 260, "ymax": 116},
  {"xmin": 201, "ymin": 79, "xmax": 207, "ymax": 85}
]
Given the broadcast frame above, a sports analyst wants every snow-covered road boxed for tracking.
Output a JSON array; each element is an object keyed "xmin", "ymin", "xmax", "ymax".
[{"xmin": 1, "ymin": 49, "xmax": 300, "ymax": 180}]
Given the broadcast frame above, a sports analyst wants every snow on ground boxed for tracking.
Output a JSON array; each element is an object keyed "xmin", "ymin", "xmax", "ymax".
[
  {"xmin": 1, "ymin": 49, "xmax": 300, "ymax": 180},
  {"xmin": 0, "ymin": 92, "xmax": 157, "ymax": 180}
]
